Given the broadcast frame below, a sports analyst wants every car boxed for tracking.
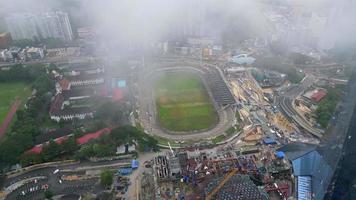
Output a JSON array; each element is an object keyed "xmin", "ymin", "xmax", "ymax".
[{"xmin": 53, "ymin": 169, "xmax": 60, "ymax": 174}]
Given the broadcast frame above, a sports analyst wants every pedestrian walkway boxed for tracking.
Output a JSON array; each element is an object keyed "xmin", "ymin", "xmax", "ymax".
[{"xmin": 0, "ymin": 99, "xmax": 21, "ymax": 139}]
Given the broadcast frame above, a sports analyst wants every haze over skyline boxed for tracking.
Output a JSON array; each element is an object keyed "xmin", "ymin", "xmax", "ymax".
[{"xmin": 0, "ymin": 0, "xmax": 355, "ymax": 51}]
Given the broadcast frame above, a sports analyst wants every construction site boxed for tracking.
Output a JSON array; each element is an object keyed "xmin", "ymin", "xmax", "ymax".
[
  {"xmin": 139, "ymin": 145, "xmax": 293, "ymax": 200},
  {"xmin": 137, "ymin": 64, "xmax": 321, "ymax": 200}
]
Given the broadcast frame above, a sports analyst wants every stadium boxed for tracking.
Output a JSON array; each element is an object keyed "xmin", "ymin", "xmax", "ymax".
[{"xmin": 137, "ymin": 60, "xmax": 236, "ymax": 141}]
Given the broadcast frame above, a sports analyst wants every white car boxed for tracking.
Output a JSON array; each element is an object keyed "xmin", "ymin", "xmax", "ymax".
[{"xmin": 53, "ymin": 169, "xmax": 60, "ymax": 174}]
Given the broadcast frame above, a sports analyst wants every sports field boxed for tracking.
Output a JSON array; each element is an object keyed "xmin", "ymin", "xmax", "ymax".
[
  {"xmin": 154, "ymin": 72, "xmax": 217, "ymax": 132},
  {"xmin": 0, "ymin": 82, "xmax": 31, "ymax": 124}
]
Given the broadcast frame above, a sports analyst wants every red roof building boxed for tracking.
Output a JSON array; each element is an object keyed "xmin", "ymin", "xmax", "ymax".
[
  {"xmin": 76, "ymin": 128, "xmax": 111, "ymax": 145},
  {"xmin": 0, "ymin": 32, "xmax": 11, "ymax": 48},
  {"xmin": 29, "ymin": 145, "xmax": 43, "ymax": 154},
  {"xmin": 311, "ymin": 90, "xmax": 327, "ymax": 102},
  {"xmin": 59, "ymin": 79, "xmax": 70, "ymax": 91},
  {"xmin": 112, "ymin": 88, "xmax": 123, "ymax": 101},
  {"xmin": 28, "ymin": 127, "xmax": 112, "ymax": 154}
]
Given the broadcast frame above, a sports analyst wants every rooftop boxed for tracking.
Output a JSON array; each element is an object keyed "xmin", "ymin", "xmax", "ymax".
[
  {"xmin": 35, "ymin": 128, "xmax": 73, "ymax": 145},
  {"xmin": 66, "ymin": 73, "xmax": 103, "ymax": 81},
  {"xmin": 62, "ymin": 88, "xmax": 95, "ymax": 99},
  {"xmin": 58, "ymin": 79, "xmax": 70, "ymax": 91},
  {"xmin": 0, "ymin": 32, "xmax": 10, "ymax": 37},
  {"xmin": 26, "ymin": 47, "xmax": 42, "ymax": 53},
  {"xmin": 205, "ymin": 174, "xmax": 267, "ymax": 200},
  {"xmin": 76, "ymin": 128, "xmax": 111, "ymax": 145},
  {"xmin": 303, "ymin": 88, "xmax": 327, "ymax": 102},
  {"xmin": 230, "ymin": 54, "xmax": 256, "ymax": 65}
]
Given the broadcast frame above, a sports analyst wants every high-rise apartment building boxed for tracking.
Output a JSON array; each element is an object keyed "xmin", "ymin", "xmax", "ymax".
[
  {"xmin": 5, "ymin": 12, "xmax": 73, "ymax": 41},
  {"xmin": 166, "ymin": 0, "xmax": 206, "ymax": 40}
]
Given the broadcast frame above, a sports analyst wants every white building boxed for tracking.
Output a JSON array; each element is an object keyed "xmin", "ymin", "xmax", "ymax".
[
  {"xmin": 5, "ymin": 12, "xmax": 73, "ymax": 41},
  {"xmin": 26, "ymin": 47, "xmax": 44, "ymax": 59},
  {"xmin": 0, "ymin": 49, "xmax": 13, "ymax": 61}
]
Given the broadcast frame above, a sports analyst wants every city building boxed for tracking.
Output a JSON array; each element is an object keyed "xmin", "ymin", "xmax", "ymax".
[
  {"xmin": 77, "ymin": 26, "xmax": 97, "ymax": 39},
  {"xmin": 8, "ymin": 47, "xmax": 21, "ymax": 61},
  {"xmin": 167, "ymin": 0, "xmax": 206, "ymax": 39},
  {"xmin": 36, "ymin": 12, "xmax": 73, "ymax": 41},
  {"xmin": 5, "ymin": 12, "xmax": 73, "ymax": 41},
  {"xmin": 0, "ymin": 46, "xmax": 46, "ymax": 62},
  {"xmin": 49, "ymin": 65, "xmax": 107, "ymax": 122},
  {"xmin": 0, "ymin": 32, "xmax": 12, "ymax": 48},
  {"xmin": 302, "ymin": 88, "xmax": 327, "ymax": 104},
  {"xmin": 67, "ymin": 74, "xmax": 104, "ymax": 86},
  {"xmin": 26, "ymin": 47, "xmax": 44, "ymax": 60},
  {"xmin": 230, "ymin": 54, "xmax": 256, "ymax": 65},
  {"xmin": 0, "ymin": 49, "xmax": 13, "ymax": 61}
]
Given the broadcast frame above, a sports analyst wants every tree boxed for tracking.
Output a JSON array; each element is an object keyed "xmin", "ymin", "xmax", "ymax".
[
  {"xmin": 314, "ymin": 86, "xmax": 343, "ymax": 128},
  {"xmin": 61, "ymin": 136, "xmax": 78, "ymax": 153},
  {"xmin": 0, "ymin": 131, "xmax": 34, "ymax": 166},
  {"xmin": 100, "ymin": 170, "xmax": 113, "ymax": 188},
  {"xmin": 44, "ymin": 189, "xmax": 53, "ymax": 199},
  {"xmin": 19, "ymin": 152, "xmax": 43, "ymax": 167},
  {"xmin": 42, "ymin": 140, "xmax": 62, "ymax": 161},
  {"xmin": 58, "ymin": 119, "xmax": 66, "ymax": 128},
  {"xmin": 93, "ymin": 144, "xmax": 113, "ymax": 157},
  {"xmin": 95, "ymin": 102, "xmax": 125, "ymax": 125},
  {"xmin": 32, "ymin": 74, "xmax": 54, "ymax": 95}
]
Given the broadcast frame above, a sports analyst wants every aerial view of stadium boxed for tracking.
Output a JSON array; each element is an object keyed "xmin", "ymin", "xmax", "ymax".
[
  {"xmin": 1, "ymin": 0, "xmax": 356, "ymax": 200},
  {"xmin": 154, "ymin": 72, "xmax": 217, "ymax": 132}
]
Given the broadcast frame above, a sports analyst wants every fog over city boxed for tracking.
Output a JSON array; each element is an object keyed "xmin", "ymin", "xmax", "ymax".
[
  {"xmin": 1, "ymin": 1, "xmax": 356, "ymax": 200},
  {"xmin": 1, "ymin": 0, "xmax": 356, "ymax": 51}
]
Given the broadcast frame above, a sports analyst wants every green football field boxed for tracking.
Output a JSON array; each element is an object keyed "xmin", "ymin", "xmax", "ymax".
[
  {"xmin": 154, "ymin": 73, "xmax": 217, "ymax": 132},
  {"xmin": 0, "ymin": 82, "xmax": 31, "ymax": 125}
]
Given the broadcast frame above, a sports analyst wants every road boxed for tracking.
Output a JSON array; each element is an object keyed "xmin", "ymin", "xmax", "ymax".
[
  {"xmin": 2, "ymin": 158, "xmax": 136, "ymax": 200},
  {"xmin": 276, "ymin": 75, "xmax": 324, "ymax": 138},
  {"xmin": 126, "ymin": 150, "xmax": 169, "ymax": 200},
  {"xmin": 278, "ymin": 96, "xmax": 323, "ymax": 138},
  {"xmin": 0, "ymin": 56, "xmax": 97, "ymax": 68}
]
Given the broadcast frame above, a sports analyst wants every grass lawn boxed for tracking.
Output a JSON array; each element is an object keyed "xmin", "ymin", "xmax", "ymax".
[
  {"xmin": 154, "ymin": 73, "xmax": 217, "ymax": 132},
  {"xmin": 0, "ymin": 82, "xmax": 31, "ymax": 125}
]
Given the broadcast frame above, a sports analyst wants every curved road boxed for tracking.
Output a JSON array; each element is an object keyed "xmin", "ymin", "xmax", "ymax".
[{"xmin": 276, "ymin": 75, "xmax": 323, "ymax": 138}]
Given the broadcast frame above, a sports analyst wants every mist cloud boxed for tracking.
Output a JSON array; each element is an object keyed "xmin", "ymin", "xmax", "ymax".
[{"xmin": 0, "ymin": 0, "xmax": 355, "ymax": 50}]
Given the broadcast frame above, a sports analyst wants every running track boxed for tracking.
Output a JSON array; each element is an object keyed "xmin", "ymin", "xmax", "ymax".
[{"xmin": 0, "ymin": 99, "xmax": 21, "ymax": 138}]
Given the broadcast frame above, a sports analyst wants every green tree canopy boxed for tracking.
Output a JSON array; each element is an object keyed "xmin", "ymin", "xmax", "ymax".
[
  {"xmin": 44, "ymin": 189, "xmax": 53, "ymax": 199},
  {"xmin": 42, "ymin": 140, "xmax": 62, "ymax": 161},
  {"xmin": 100, "ymin": 169, "xmax": 113, "ymax": 187}
]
